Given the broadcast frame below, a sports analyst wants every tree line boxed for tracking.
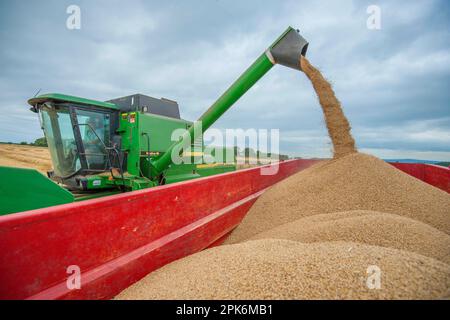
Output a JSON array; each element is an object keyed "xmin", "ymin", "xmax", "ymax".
[{"xmin": 1, "ymin": 137, "xmax": 47, "ymax": 147}]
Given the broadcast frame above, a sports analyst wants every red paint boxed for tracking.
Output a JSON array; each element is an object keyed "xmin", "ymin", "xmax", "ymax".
[
  {"xmin": 0, "ymin": 159, "xmax": 448, "ymax": 300},
  {"xmin": 390, "ymin": 162, "xmax": 449, "ymax": 193},
  {"xmin": 0, "ymin": 159, "xmax": 317, "ymax": 300}
]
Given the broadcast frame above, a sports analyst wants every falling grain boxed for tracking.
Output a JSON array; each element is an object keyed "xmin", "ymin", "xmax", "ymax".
[{"xmin": 300, "ymin": 56, "xmax": 356, "ymax": 158}]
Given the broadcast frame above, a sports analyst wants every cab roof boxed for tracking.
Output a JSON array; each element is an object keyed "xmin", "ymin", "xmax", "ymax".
[{"xmin": 28, "ymin": 93, "xmax": 119, "ymax": 112}]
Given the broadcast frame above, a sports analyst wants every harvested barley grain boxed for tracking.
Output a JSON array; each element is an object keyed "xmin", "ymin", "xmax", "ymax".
[
  {"xmin": 115, "ymin": 239, "xmax": 450, "ymax": 300},
  {"xmin": 226, "ymin": 153, "xmax": 450, "ymax": 243},
  {"xmin": 250, "ymin": 210, "xmax": 450, "ymax": 264}
]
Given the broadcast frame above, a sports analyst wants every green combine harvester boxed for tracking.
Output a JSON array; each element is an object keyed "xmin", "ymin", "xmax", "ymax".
[{"xmin": 0, "ymin": 27, "xmax": 308, "ymax": 215}]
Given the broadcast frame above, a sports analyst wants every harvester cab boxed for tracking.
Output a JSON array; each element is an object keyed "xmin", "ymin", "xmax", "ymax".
[
  {"xmin": 28, "ymin": 93, "xmax": 218, "ymax": 194},
  {"xmin": 29, "ymin": 94, "xmax": 121, "ymax": 191}
]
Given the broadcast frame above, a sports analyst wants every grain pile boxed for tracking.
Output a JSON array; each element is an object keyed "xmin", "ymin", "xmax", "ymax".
[
  {"xmin": 116, "ymin": 240, "xmax": 450, "ymax": 300},
  {"xmin": 250, "ymin": 210, "xmax": 450, "ymax": 264},
  {"xmin": 225, "ymin": 152, "xmax": 450, "ymax": 243},
  {"xmin": 116, "ymin": 58, "xmax": 450, "ymax": 300}
]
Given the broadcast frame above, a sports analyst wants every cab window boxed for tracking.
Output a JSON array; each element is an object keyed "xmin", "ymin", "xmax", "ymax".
[{"xmin": 75, "ymin": 109, "xmax": 111, "ymax": 171}]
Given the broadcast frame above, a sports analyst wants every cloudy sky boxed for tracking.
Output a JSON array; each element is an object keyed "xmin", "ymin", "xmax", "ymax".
[{"xmin": 0, "ymin": 0, "xmax": 449, "ymax": 160}]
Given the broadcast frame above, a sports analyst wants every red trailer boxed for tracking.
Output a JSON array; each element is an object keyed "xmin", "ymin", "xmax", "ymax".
[{"xmin": 0, "ymin": 159, "xmax": 448, "ymax": 300}]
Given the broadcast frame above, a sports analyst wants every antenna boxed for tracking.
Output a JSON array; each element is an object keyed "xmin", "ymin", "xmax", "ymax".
[{"xmin": 33, "ymin": 88, "xmax": 42, "ymax": 98}]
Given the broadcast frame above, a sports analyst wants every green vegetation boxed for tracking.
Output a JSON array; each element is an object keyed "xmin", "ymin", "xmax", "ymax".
[
  {"xmin": 0, "ymin": 137, "xmax": 47, "ymax": 147},
  {"xmin": 33, "ymin": 137, "xmax": 48, "ymax": 147},
  {"xmin": 436, "ymin": 162, "xmax": 450, "ymax": 167}
]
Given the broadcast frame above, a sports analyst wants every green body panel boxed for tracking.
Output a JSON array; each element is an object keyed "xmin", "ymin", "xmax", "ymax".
[
  {"xmin": 28, "ymin": 93, "xmax": 119, "ymax": 110},
  {"xmin": 164, "ymin": 166, "xmax": 201, "ymax": 184},
  {"xmin": 73, "ymin": 190, "xmax": 121, "ymax": 202},
  {"xmin": 119, "ymin": 111, "xmax": 192, "ymax": 177},
  {"xmin": 162, "ymin": 163, "xmax": 236, "ymax": 184},
  {"xmin": 119, "ymin": 111, "xmax": 234, "ymax": 185},
  {"xmin": 196, "ymin": 163, "xmax": 236, "ymax": 177},
  {"xmin": 82, "ymin": 175, "xmax": 109, "ymax": 190},
  {"xmin": 138, "ymin": 113, "xmax": 192, "ymax": 153},
  {"xmin": 0, "ymin": 166, "xmax": 74, "ymax": 215},
  {"xmin": 119, "ymin": 112, "xmax": 139, "ymax": 176}
]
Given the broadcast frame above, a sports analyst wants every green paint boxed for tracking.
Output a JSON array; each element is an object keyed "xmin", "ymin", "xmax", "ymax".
[
  {"xmin": 0, "ymin": 166, "xmax": 74, "ymax": 215},
  {"xmin": 74, "ymin": 190, "xmax": 121, "ymax": 201},
  {"xmin": 83, "ymin": 176, "xmax": 108, "ymax": 189},
  {"xmin": 196, "ymin": 164, "xmax": 236, "ymax": 177},
  {"xmin": 28, "ymin": 93, "xmax": 119, "ymax": 110},
  {"xmin": 138, "ymin": 113, "xmax": 192, "ymax": 153},
  {"xmin": 119, "ymin": 112, "xmax": 140, "ymax": 176},
  {"xmin": 119, "ymin": 111, "xmax": 193, "ymax": 179}
]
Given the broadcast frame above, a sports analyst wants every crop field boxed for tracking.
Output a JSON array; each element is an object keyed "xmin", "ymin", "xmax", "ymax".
[{"xmin": 0, "ymin": 144, "xmax": 51, "ymax": 173}]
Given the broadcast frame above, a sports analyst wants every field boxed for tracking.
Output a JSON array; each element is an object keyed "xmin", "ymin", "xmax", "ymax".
[{"xmin": 0, "ymin": 144, "xmax": 52, "ymax": 173}]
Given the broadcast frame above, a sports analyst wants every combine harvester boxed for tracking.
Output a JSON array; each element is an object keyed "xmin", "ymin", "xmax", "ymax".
[
  {"xmin": 0, "ymin": 26, "xmax": 309, "ymax": 216},
  {"xmin": 0, "ymin": 27, "xmax": 448, "ymax": 300}
]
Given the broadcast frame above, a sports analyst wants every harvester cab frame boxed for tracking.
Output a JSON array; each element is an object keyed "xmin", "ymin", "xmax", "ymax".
[{"xmin": 30, "ymin": 95, "xmax": 123, "ymax": 191}]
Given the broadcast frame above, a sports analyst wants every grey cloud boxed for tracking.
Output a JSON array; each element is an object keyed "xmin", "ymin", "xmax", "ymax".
[{"xmin": 0, "ymin": 0, "xmax": 449, "ymax": 160}]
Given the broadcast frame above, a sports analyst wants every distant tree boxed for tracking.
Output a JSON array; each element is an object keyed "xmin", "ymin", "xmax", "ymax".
[
  {"xmin": 20, "ymin": 141, "xmax": 28, "ymax": 145},
  {"xmin": 244, "ymin": 147, "xmax": 256, "ymax": 158},
  {"xmin": 233, "ymin": 146, "xmax": 240, "ymax": 157},
  {"xmin": 34, "ymin": 137, "xmax": 48, "ymax": 147},
  {"xmin": 436, "ymin": 162, "xmax": 450, "ymax": 167}
]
